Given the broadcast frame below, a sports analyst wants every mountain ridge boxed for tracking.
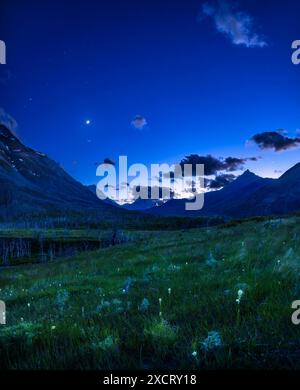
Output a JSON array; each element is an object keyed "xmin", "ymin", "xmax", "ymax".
[{"xmin": 147, "ymin": 164, "xmax": 300, "ymax": 218}]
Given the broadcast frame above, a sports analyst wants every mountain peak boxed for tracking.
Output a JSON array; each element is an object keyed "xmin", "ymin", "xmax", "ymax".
[
  {"xmin": 241, "ymin": 169, "xmax": 255, "ymax": 176},
  {"xmin": 234, "ymin": 169, "xmax": 260, "ymax": 183}
]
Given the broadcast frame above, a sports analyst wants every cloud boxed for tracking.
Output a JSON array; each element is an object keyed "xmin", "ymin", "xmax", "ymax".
[
  {"xmin": 103, "ymin": 158, "xmax": 116, "ymax": 166},
  {"xmin": 147, "ymin": 154, "xmax": 258, "ymax": 192},
  {"xmin": 131, "ymin": 115, "xmax": 147, "ymax": 130},
  {"xmin": 251, "ymin": 131, "xmax": 300, "ymax": 152},
  {"xmin": 130, "ymin": 185, "xmax": 174, "ymax": 200},
  {"xmin": 201, "ymin": 0, "xmax": 267, "ymax": 48},
  {"xmin": 94, "ymin": 158, "xmax": 116, "ymax": 167},
  {"xmin": 0, "ymin": 108, "xmax": 18, "ymax": 133},
  {"xmin": 179, "ymin": 154, "xmax": 257, "ymax": 175},
  {"xmin": 207, "ymin": 173, "xmax": 236, "ymax": 189},
  {"xmin": 180, "ymin": 154, "xmax": 224, "ymax": 175},
  {"xmin": 224, "ymin": 156, "xmax": 257, "ymax": 171}
]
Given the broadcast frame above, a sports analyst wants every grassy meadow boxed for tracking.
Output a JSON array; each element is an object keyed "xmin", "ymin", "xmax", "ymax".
[{"xmin": 1, "ymin": 216, "xmax": 300, "ymax": 369}]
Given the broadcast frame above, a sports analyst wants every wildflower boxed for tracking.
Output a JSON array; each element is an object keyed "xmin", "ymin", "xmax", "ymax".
[
  {"xmin": 192, "ymin": 351, "xmax": 197, "ymax": 358},
  {"xmin": 122, "ymin": 277, "xmax": 133, "ymax": 294},
  {"xmin": 55, "ymin": 290, "xmax": 69, "ymax": 312},
  {"xmin": 206, "ymin": 251, "xmax": 218, "ymax": 267},
  {"xmin": 51, "ymin": 325, "xmax": 56, "ymax": 330},
  {"xmin": 236, "ymin": 289, "xmax": 244, "ymax": 304},
  {"xmin": 112, "ymin": 299, "xmax": 122, "ymax": 306},
  {"xmin": 98, "ymin": 335, "xmax": 118, "ymax": 351},
  {"xmin": 201, "ymin": 331, "xmax": 223, "ymax": 352},
  {"xmin": 167, "ymin": 264, "xmax": 181, "ymax": 272},
  {"xmin": 27, "ymin": 303, "xmax": 31, "ymax": 308},
  {"xmin": 144, "ymin": 319, "xmax": 177, "ymax": 343},
  {"xmin": 95, "ymin": 300, "xmax": 110, "ymax": 313},
  {"xmin": 159, "ymin": 298, "xmax": 162, "ymax": 317},
  {"xmin": 168, "ymin": 288, "xmax": 171, "ymax": 295},
  {"xmin": 139, "ymin": 298, "xmax": 150, "ymax": 312}
]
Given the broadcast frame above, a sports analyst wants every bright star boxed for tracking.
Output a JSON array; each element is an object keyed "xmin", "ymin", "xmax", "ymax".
[{"xmin": 85, "ymin": 119, "xmax": 91, "ymax": 125}]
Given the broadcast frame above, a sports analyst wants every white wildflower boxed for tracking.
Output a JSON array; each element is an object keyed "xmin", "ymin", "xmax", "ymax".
[{"xmin": 236, "ymin": 289, "xmax": 244, "ymax": 304}]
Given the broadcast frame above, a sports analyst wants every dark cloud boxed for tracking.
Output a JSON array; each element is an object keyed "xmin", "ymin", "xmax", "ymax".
[
  {"xmin": 103, "ymin": 158, "xmax": 116, "ymax": 166},
  {"xmin": 180, "ymin": 154, "xmax": 224, "ymax": 175},
  {"xmin": 130, "ymin": 185, "xmax": 174, "ymax": 200},
  {"xmin": 179, "ymin": 154, "xmax": 257, "ymax": 176},
  {"xmin": 251, "ymin": 131, "xmax": 300, "ymax": 152},
  {"xmin": 224, "ymin": 156, "xmax": 257, "ymax": 171},
  {"xmin": 95, "ymin": 158, "xmax": 115, "ymax": 167},
  {"xmin": 207, "ymin": 173, "xmax": 236, "ymax": 189}
]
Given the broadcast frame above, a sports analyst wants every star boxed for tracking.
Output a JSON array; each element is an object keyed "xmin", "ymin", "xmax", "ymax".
[{"xmin": 85, "ymin": 119, "xmax": 91, "ymax": 125}]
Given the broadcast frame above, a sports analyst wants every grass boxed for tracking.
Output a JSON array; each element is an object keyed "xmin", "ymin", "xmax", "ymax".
[{"xmin": 1, "ymin": 216, "xmax": 300, "ymax": 369}]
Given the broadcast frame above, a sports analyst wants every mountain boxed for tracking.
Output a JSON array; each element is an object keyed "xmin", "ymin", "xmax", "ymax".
[
  {"xmin": 87, "ymin": 184, "xmax": 120, "ymax": 207},
  {"xmin": 0, "ymin": 125, "xmax": 120, "ymax": 217},
  {"xmin": 248, "ymin": 163, "xmax": 300, "ymax": 216},
  {"xmin": 147, "ymin": 165, "xmax": 300, "ymax": 218},
  {"xmin": 87, "ymin": 184, "xmax": 164, "ymax": 211}
]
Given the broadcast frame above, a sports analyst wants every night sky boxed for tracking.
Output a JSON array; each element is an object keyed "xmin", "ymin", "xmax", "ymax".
[{"xmin": 0, "ymin": 0, "xmax": 299, "ymax": 187}]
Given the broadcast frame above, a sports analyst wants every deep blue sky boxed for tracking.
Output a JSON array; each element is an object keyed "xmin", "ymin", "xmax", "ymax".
[{"xmin": 0, "ymin": 0, "xmax": 299, "ymax": 185}]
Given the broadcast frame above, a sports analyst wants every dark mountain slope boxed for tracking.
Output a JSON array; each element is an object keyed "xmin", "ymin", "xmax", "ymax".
[
  {"xmin": 87, "ymin": 184, "xmax": 120, "ymax": 208},
  {"xmin": 0, "ymin": 125, "xmax": 119, "ymax": 216}
]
